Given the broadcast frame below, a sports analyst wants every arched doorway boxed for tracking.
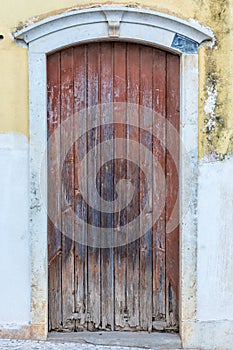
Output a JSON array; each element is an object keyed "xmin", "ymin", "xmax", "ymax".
[
  {"xmin": 47, "ymin": 41, "xmax": 180, "ymax": 332},
  {"xmin": 13, "ymin": 6, "xmax": 213, "ymax": 342}
]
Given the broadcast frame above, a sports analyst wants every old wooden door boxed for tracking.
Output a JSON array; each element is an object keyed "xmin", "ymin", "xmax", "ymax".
[{"xmin": 47, "ymin": 42, "xmax": 180, "ymax": 332}]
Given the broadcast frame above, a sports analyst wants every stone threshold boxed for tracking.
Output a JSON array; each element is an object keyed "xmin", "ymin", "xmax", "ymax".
[{"xmin": 48, "ymin": 331, "xmax": 182, "ymax": 349}]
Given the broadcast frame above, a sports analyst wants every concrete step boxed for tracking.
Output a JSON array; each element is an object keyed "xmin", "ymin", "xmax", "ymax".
[{"xmin": 49, "ymin": 331, "xmax": 182, "ymax": 349}]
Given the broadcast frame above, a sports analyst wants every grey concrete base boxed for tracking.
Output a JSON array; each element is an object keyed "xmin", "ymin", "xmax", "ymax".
[{"xmin": 48, "ymin": 331, "xmax": 182, "ymax": 349}]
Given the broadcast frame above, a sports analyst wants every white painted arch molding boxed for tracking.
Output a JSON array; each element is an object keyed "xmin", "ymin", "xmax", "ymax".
[{"xmin": 14, "ymin": 6, "xmax": 214, "ymax": 54}]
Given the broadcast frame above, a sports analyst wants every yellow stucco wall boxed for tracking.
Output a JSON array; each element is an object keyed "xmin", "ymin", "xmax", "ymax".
[{"xmin": 0, "ymin": 0, "xmax": 232, "ymax": 157}]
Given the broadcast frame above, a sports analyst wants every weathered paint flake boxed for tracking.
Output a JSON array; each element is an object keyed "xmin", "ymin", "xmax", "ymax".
[{"xmin": 203, "ymin": 85, "xmax": 217, "ymax": 133}]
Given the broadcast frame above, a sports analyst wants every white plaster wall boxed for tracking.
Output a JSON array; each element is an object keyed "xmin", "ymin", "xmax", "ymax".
[
  {"xmin": 0, "ymin": 133, "xmax": 233, "ymax": 348},
  {"xmin": 0, "ymin": 133, "xmax": 30, "ymax": 325},
  {"xmin": 197, "ymin": 155, "xmax": 233, "ymax": 321}
]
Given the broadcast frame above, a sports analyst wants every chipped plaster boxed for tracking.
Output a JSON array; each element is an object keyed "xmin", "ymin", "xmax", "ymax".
[{"xmin": 196, "ymin": 0, "xmax": 232, "ymax": 159}]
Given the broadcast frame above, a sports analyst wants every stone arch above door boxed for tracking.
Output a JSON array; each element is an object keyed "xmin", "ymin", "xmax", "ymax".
[
  {"xmin": 13, "ymin": 6, "xmax": 214, "ymax": 345},
  {"xmin": 14, "ymin": 6, "xmax": 213, "ymax": 54}
]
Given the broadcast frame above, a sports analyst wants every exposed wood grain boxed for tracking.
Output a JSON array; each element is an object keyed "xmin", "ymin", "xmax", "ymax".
[
  {"xmin": 152, "ymin": 49, "xmax": 166, "ymax": 326},
  {"xmin": 139, "ymin": 46, "xmax": 153, "ymax": 331},
  {"xmin": 60, "ymin": 48, "xmax": 75, "ymax": 329},
  {"xmin": 100, "ymin": 42, "xmax": 114, "ymax": 330},
  {"xmin": 126, "ymin": 44, "xmax": 140, "ymax": 329},
  {"xmin": 47, "ymin": 52, "xmax": 62, "ymax": 331},
  {"xmin": 166, "ymin": 53, "xmax": 180, "ymax": 329},
  {"xmin": 73, "ymin": 45, "xmax": 88, "ymax": 330},
  {"xmin": 113, "ymin": 42, "xmax": 127, "ymax": 330},
  {"xmin": 86, "ymin": 43, "xmax": 101, "ymax": 330},
  {"xmin": 48, "ymin": 42, "xmax": 180, "ymax": 332}
]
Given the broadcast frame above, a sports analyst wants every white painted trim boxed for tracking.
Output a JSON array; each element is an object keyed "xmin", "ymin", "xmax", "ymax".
[
  {"xmin": 28, "ymin": 52, "xmax": 48, "ymax": 330},
  {"xmin": 180, "ymin": 54, "xmax": 199, "ymax": 332},
  {"xmin": 14, "ymin": 7, "xmax": 213, "ymax": 54},
  {"xmin": 13, "ymin": 6, "xmax": 212, "ymax": 345}
]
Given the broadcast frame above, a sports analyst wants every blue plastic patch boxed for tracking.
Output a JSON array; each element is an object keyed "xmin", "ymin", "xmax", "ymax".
[{"xmin": 171, "ymin": 34, "xmax": 198, "ymax": 54}]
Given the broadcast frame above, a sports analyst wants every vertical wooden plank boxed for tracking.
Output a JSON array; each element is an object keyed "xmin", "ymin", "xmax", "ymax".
[
  {"xmin": 139, "ymin": 46, "xmax": 153, "ymax": 331},
  {"xmin": 48, "ymin": 42, "xmax": 180, "ymax": 333},
  {"xmin": 47, "ymin": 52, "xmax": 62, "ymax": 330},
  {"xmin": 99, "ymin": 42, "xmax": 115, "ymax": 330},
  {"xmin": 60, "ymin": 47, "xmax": 75, "ymax": 329},
  {"xmin": 126, "ymin": 43, "xmax": 140, "ymax": 329},
  {"xmin": 152, "ymin": 49, "xmax": 167, "ymax": 328},
  {"xmin": 86, "ymin": 42, "xmax": 101, "ymax": 330},
  {"xmin": 113, "ymin": 42, "xmax": 128, "ymax": 330},
  {"xmin": 73, "ymin": 44, "xmax": 88, "ymax": 330},
  {"xmin": 166, "ymin": 53, "xmax": 180, "ymax": 329}
]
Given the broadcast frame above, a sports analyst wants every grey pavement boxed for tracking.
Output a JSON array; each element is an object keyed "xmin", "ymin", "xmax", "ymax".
[{"xmin": 0, "ymin": 338, "xmax": 185, "ymax": 350}]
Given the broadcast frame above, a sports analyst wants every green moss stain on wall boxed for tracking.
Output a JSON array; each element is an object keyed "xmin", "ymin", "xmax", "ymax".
[{"xmin": 196, "ymin": 0, "xmax": 233, "ymax": 158}]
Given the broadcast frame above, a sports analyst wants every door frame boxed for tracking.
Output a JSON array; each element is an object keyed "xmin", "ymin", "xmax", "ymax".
[{"xmin": 14, "ymin": 6, "xmax": 213, "ymax": 344}]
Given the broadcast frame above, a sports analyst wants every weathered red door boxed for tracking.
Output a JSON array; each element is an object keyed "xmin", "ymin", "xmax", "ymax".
[{"xmin": 47, "ymin": 42, "xmax": 180, "ymax": 332}]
